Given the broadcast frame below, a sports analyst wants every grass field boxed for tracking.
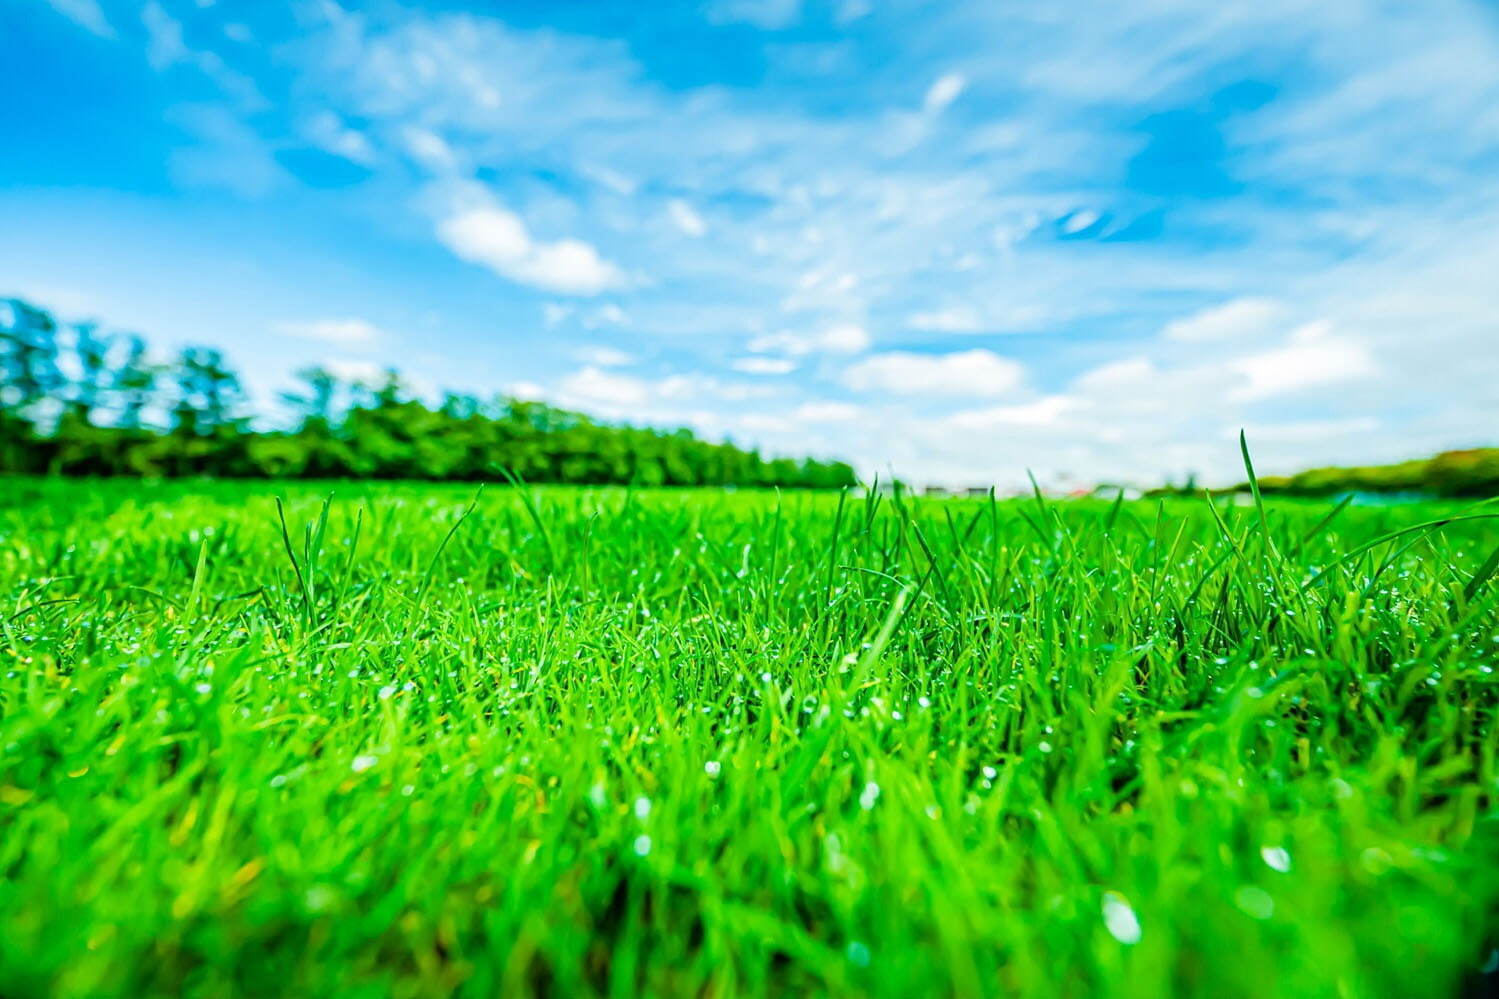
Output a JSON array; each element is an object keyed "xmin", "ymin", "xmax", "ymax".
[{"xmin": 1, "ymin": 474, "xmax": 1497, "ymax": 998}]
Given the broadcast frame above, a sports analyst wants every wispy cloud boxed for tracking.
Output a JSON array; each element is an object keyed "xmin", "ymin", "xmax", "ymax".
[
  {"xmin": 277, "ymin": 318, "xmax": 385, "ymax": 348},
  {"xmin": 434, "ymin": 183, "xmax": 625, "ymax": 296},
  {"xmin": 923, "ymin": 73, "xmax": 966, "ymax": 112},
  {"xmin": 843, "ymin": 350, "xmax": 1025, "ymax": 398},
  {"xmin": 304, "ymin": 112, "xmax": 377, "ymax": 167},
  {"xmin": 749, "ymin": 323, "xmax": 869, "ymax": 357},
  {"xmin": 45, "ymin": 0, "xmax": 113, "ymax": 38},
  {"xmin": 705, "ymin": 0, "xmax": 801, "ymax": 30},
  {"xmin": 667, "ymin": 199, "xmax": 708, "ymax": 237}
]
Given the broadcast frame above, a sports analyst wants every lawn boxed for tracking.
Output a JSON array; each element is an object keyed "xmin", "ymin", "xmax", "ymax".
[{"xmin": 1, "ymin": 476, "xmax": 1496, "ymax": 998}]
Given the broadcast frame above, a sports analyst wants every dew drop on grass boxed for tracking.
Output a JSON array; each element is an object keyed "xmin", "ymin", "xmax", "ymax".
[
  {"xmin": 378, "ymin": 685, "xmax": 396, "ymax": 701},
  {"xmin": 704, "ymin": 760, "xmax": 721, "ymax": 777},
  {"xmin": 1260, "ymin": 845, "xmax": 1292, "ymax": 872},
  {"xmin": 859, "ymin": 782, "xmax": 880, "ymax": 809},
  {"xmin": 351, "ymin": 754, "xmax": 378, "ymax": 773},
  {"xmin": 845, "ymin": 941, "xmax": 871, "ymax": 967},
  {"xmin": 634, "ymin": 796, "xmax": 652, "ymax": 819},
  {"xmin": 1101, "ymin": 891, "xmax": 1142, "ymax": 945},
  {"xmin": 633, "ymin": 834, "xmax": 652, "ymax": 856}
]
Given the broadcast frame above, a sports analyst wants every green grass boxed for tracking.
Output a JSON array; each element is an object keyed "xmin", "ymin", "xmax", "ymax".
[{"xmin": 1, "ymin": 475, "xmax": 1497, "ymax": 998}]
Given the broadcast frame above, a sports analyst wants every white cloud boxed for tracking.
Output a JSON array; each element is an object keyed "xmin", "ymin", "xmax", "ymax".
[
  {"xmin": 733, "ymin": 357, "xmax": 798, "ymax": 375},
  {"xmin": 948, "ymin": 395, "xmax": 1073, "ymax": 429},
  {"xmin": 581, "ymin": 164, "xmax": 638, "ymax": 196},
  {"xmin": 305, "ymin": 112, "xmax": 376, "ymax": 166},
  {"xmin": 574, "ymin": 345, "xmax": 634, "ymax": 367},
  {"xmin": 554, "ymin": 366, "xmax": 769, "ymax": 415},
  {"xmin": 1164, "ymin": 297, "xmax": 1287, "ymax": 342},
  {"xmin": 322, "ymin": 359, "xmax": 390, "ymax": 385},
  {"xmin": 45, "ymin": 0, "xmax": 114, "ymax": 38},
  {"xmin": 558, "ymin": 366, "xmax": 649, "ymax": 407},
  {"xmin": 908, "ymin": 306, "xmax": 982, "ymax": 332},
  {"xmin": 842, "ymin": 349, "xmax": 1025, "ymax": 397},
  {"xmin": 835, "ymin": 0, "xmax": 872, "ymax": 25},
  {"xmin": 794, "ymin": 401, "xmax": 862, "ymax": 422},
  {"xmin": 142, "ymin": 1, "xmax": 187, "ymax": 69},
  {"xmin": 277, "ymin": 318, "xmax": 384, "ymax": 348},
  {"xmin": 543, "ymin": 302, "xmax": 628, "ymax": 329},
  {"xmin": 508, "ymin": 380, "xmax": 546, "ymax": 400},
  {"xmin": 434, "ymin": 184, "xmax": 624, "ymax": 296},
  {"xmin": 667, "ymin": 199, "xmax": 708, "ymax": 237},
  {"xmin": 1235, "ymin": 418, "xmax": 1380, "ymax": 443},
  {"xmin": 1059, "ymin": 209, "xmax": 1101, "ymax": 234},
  {"xmin": 401, "ymin": 127, "xmax": 459, "ymax": 171},
  {"xmin": 924, "ymin": 73, "xmax": 967, "ymax": 112},
  {"xmin": 705, "ymin": 0, "xmax": 801, "ymax": 30},
  {"xmin": 591, "ymin": 303, "xmax": 629, "ymax": 327},
  {"xmin": 1231, "ymin": 321, "xmax": 1378, "ymax": 399},
  {"xmin": 749, "ymin": 322, "xmax": 870, "ymax": 356},
  {"xmin": 138, "ymin": 2, "xmax": 263, "ymax": 106},
  {"xmin": 1073, "ymin": 357, "xmax": 1158, "ymax": 392}
]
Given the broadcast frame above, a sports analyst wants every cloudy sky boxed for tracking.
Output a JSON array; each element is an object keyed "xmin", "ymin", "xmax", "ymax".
[{"xmin": 5, "ymin": 0, "xmax": 1498, "ymax": 487}]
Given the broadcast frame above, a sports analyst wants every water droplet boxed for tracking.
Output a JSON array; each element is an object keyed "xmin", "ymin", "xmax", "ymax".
[
  {"xmin": 351, "ymin": 754, "xmax": 378, "ymax": 773},
  {"xmin": 633, "ymin": 834, "xmax": 652, "ymax": 856},
  {"xmin": 859, "ymin": 782, "xmax": 880, "ymax": 810},
  {"xmin": 1260, "ymin": 845, "xmax": 1292, "ymax": 872},
  {"xmin": 1101, "ymin": 891, "xmax": 1142, "ymax": 945}
]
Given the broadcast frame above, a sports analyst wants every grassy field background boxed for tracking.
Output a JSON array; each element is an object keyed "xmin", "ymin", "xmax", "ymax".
[{"xmin": 1, "ymin": 476, "xmax": 1497, "ymax": 997}]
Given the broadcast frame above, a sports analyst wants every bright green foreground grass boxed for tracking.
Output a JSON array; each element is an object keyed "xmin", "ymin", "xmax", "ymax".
[{"xmin": 1, "ymin": 477, "xmax": 1497, "ymax": 998}]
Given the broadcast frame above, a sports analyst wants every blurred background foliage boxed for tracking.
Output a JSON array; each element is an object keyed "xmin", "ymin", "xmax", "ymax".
[
  {"xmin": 0, "ymin": 297, "xmax": 856, "ymax": 489},
  {"xmin": 1246, "ymin": 450, "xmax": 1499, "ymax": 498}
]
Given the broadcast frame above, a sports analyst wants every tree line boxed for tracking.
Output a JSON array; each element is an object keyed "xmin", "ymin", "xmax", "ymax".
[
  {"xmin": 0, "ymin": 297, "xmax": 858, "ymax": 489},
  {"xmin": 1243, "ymin": 449, "xmax": 1499, "ymax": 498}
]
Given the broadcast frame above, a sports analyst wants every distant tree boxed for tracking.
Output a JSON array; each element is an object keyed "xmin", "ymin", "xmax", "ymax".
[
  {"xmin": 0, "ymin": 296, "xmax": 865, "ymax": 489},
  {"xmin": 282, "ymin": 366, "xmax": 339, "ymax": 431},
  {"xmin": 114, "ymin": 337, "xmax": 159, "ymax": 430},
  {"xmin": 0, "ymin": 298, "xmax": 62, "ymax": 422}
]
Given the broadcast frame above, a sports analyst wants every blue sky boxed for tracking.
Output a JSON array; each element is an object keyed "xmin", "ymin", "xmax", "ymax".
[{"xmin": 4, "ymin": 0, "xmax": 1498, "ymax": 486}]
